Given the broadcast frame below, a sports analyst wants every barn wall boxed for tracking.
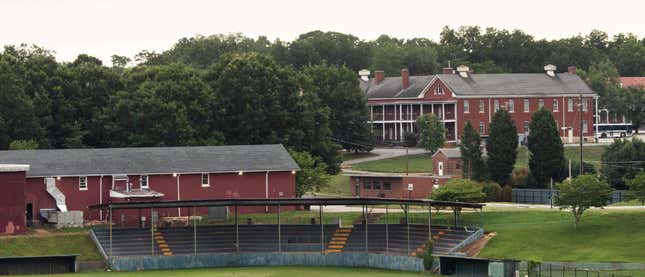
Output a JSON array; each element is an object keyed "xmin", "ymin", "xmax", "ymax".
[{"xmin": 0, "ymin": 171, "xmax": 27, "ymax": 235}]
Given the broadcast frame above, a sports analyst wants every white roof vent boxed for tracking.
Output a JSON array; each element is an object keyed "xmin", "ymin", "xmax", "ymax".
[
  {"xmin": 358, "ymin": 69, "xmax": 371, "ymax": 81},
  {"xmin": 456, "ymin": 65, "xmax": 470, "ymax": 78},
  {"xmin": 544, "ymin": 64, "xmax": 557, "ymax": 77}
]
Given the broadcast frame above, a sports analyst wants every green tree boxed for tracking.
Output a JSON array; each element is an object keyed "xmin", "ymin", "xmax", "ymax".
[
  {"xmin": 111, "ymin": 55, "xmax": 131, "ymax": 68},
  {"xmin": 601, "ymin": 138, "xmax": 645, "ymax": 189},
  {"xmin": 289, "ymin": 150, "xmax": 331, "ymax": 197},
  {"xmin": 459, "ymin": 121, "xmax": 486, "ymax": 180},
  {"xmin": 302, "ymin": 63, "xmax": 373, "ymax": 152},
  {"xmin": 430, "ymin": 178, "xmax": 486, "ymax": 203},
  {"xmin": 8, "ymin": 140, "xmax": 39, "ymax": 150},
  {"xmin": 416, "ymin": 114, "xmax": 445, "ymax": 154},
  {"xmin": 619, "ymin": 86, "xmax": 645, "ymax": 133},
  {"xmin": 486, "ymin": 110, "xmax": 518, "ymax": 185},
  {"xmin": 528, "ymin": 109, "xmax": 565, "ymax": 188},
  {"xmin": 556, "ymin": 174, "xmax": 612, "ymax": 230},
  {"xmin": 626, "ymin": 172, "xmax": 645, "ymax": 205}
]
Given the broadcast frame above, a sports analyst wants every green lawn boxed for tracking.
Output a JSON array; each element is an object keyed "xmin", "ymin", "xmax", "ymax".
[
  {"xmin": 16, "ymin": 267, "xmax": 428, "ymax": 277},
  {"xmin": 318, "ymin": 174, "xmax": 351, "ymax": 196},
  {"xmin": 341, "ymin": 151, "xmax": 378, "ymax": 162},
  {"xmin": 0, "ymin": 233, "xmax": 102, "ymax": 261},
  {"xmin": 351, "ymin": 153, "xmax": 433, "ymax": 173},
  {"xmin": 517, "ymin": 145, "xmax": 607, "ymax": 168},
  {"xmin": 475, "ymin": 209, "xmax": 645, "ymax": 263}
]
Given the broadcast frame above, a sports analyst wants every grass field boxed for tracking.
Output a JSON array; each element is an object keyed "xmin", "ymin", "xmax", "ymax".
[
  {"xmin": 20, "ymin": 267, "xmax": 428, "ymax": 277},
  {"xmin": 348, "ymin": 145, "xmax": 607, "ymax": 173},
  {"xmin": 318, "ymin": 174, "xmax": 351, "ymax": 196},
  {"xmin": 341, "ymin": 151, "xmax": 378, "ymax": 162},
  {"xmin": 0, "ymin": 233, "xmax": 102, "ymax": 261},
  {"xmin": 351, "ymin": 153, "xmax": 433, "ymax": 173}
]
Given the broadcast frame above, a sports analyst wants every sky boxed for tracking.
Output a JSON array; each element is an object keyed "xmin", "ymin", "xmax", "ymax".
[{"xmin": 1, "ymin": 0, "xmax": 644, "ymax": 65}]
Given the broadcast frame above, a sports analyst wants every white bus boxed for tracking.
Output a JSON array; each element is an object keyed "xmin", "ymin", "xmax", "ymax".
[{"xmin": 595, "ymin": 123, "xmax": 634, "ymax": 138}]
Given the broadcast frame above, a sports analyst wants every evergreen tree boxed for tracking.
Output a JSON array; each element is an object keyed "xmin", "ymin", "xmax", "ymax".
[
  {"xmin": 486, "ymin": 109, "xmax": 518, "ymax": 185},
  {"xmin": 527, "ymin": 108, "xmax": 565, "ymax": 187},
  {"xmin": 416, "ymin": 114, "xmax": 445, "ymax": 154},
  {"xmin": 459, "ymin": 121, "xmax": 486, "ymax": 181}
]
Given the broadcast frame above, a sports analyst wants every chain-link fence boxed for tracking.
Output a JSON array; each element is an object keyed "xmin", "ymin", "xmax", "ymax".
[
  {"xmin": 520, "ymin": 263, "xmax": 632, "ymax": 277},
  {"xmin": 512, "ymin": 189, "xmax": 627, "ymax": 205}
]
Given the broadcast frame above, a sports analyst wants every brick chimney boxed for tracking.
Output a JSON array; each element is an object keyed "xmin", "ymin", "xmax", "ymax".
[
  {"xmin": 401, "ymin": 68, "xmax": 409, "ymax": 89},
  {"xmin": 442, "ymin": 67, "xmax": 454, "ymax": 74},
  {"xmin": 568, "ymin": 66, "xmax": 577, "ymax": 74},
  {"xmin": 374, "ymin": 70, "xmax": 385, "ymax": 85}
]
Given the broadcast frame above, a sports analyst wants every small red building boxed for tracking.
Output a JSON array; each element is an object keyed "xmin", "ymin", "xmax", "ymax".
[
  {"xmin": 0, "ymin": 144, "xmax": 299, "ymax": 234},
  {"xmin": 349, "ymin": 148, "xmax": 461, "ymax": 199},
  {"xmin": 361, "ymin": 65, "xmax": 597, "ymax": 144}
]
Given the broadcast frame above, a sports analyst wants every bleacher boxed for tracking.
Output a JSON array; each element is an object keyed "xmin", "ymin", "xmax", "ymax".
[{"xmin": 91, "ymin": 224, "xmax": 477, "ymax": 257}]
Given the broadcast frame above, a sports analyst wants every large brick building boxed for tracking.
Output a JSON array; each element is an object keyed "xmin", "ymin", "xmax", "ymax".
[
  {"xmin": 360, "ymin": 65, "xmax": 598, "ymax": 144},
  {"xmin": 0, "ymin": 144, "xmax": 299, "ymax": 235}
]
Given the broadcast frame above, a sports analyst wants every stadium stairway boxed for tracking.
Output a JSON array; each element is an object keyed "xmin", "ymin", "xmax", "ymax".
[
  {"xmin": 325, "ymin": 226, "xmax": 353, "ymax": 253},
  {"xmin": 154, "ymin": 229, "xmax": 173, "ymax": 256}
]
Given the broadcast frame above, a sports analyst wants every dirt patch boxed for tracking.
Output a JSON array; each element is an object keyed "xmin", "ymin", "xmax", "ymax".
[{"xmin": 459, "ymin": 232, "xmax": 496, "ymax": 257}]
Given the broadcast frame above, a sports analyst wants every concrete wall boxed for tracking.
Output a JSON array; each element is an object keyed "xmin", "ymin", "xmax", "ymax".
[
  {"xmin": 108, "ymin": 252, "xmax": 424, "ymax": 272},
  {"xmin": 0, "ymin": 171, "xmax": 27, "ymax": 235}
]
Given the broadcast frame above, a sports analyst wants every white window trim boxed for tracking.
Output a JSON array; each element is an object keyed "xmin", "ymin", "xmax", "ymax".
[
  {"xmin": 553, "ymin": 99, "xmax": 559, "ymax": 112},
  {"xmin": 464, "ymin": 100, "xmax": 469, "ymax": 113},
  {"xmin": 523, "ymin": 99, "xmax": 529, "ymax": 113},
  {"xmin": 79, "ymin": 176, "xmax": 88, "ymax": 191},
  {"xmin": 201, "ymin": 173, "xmax": 210, "ymax": 187},
  {"xmin": 140, "ymin": 175, "xmax": 149, "ymax": 189},
  {"xmin": 538, "ymin": 99, "xmax": 544, "ymax": 109},
  {"xmin": 479, "ymin": 100, "xmax": 485, "ymax": 114},
  {"xmin": 508, "ymin": 100, "xmax": 515, "ymax": 113}
]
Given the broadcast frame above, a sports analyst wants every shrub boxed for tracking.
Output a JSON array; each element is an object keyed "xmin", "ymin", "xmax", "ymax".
[
  {"xmin": 563, "ymin": 160, "xmax": 596, "ymax": 179},
  {"xmin": 416, "ymin": 240, "xmax": 434, "ymax": 270},
  {"xmin": 510, "ymin": 168, "xmax": 529, "ymax": 188},
  {"xmin": 481, "ymin": 181, "xmax": 502, "ymax": 202},
  {"xmin": 403, "ymin": 132, "xmax": 418, "ymax": 147},
  {"xmin": 431, "ymin": 179, "xmax": 486, "ymax": 203},
  {"xmin": 500, "ymin": 184, "xmax": 513, "ymax": 202}
]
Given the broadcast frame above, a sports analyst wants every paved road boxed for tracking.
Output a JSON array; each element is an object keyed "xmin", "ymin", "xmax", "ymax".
[{"xmin": 342, "ymin": 147, "xmax": 430, "ymax": 165}]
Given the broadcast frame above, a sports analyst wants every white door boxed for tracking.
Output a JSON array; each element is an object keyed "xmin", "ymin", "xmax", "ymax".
[{"xmin": 438, "ymin": 162, "xmax": 444, "ymax": 176}]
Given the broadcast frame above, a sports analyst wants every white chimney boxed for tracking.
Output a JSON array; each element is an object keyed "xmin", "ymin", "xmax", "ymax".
[
  {"xmin": 456, "ymin": 65, "xmax": 470, "ymax": 78},
  {"xmin": 358, "ymin": 69, "xmax": 371, "ymax": 81},
  {"xmin": 544, "ymin": 64, "xmax": 557, "ymax": 77}
]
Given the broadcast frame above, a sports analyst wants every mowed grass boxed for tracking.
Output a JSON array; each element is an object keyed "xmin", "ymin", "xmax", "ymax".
[
  {"xmin": 15, "ymin": 267, "xmax": 429, "ymax": 277},
  {"xmin": 318, "ymin": 174, "xmax": 351, "ymax": 196},
  {"xmin": 348, "ymin": 145, "xmax": 607, "ymax": 173},
  {"xmin": 475, "ymin": 209, "xmax": 645, "ymax": 263},
  {"xmin": 0, "ymin": 233, "xmax": 102, "ymax": 261},
  {"xmin": 516, "ymin": 145, "xmax": 606, "ymax": 168},
  {"xmin": 351, "ymin": 153, "xmax": 433, "ymax": 173}
]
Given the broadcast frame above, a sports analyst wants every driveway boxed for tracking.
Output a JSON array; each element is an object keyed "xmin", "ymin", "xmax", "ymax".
[{"xmin": 342, "ymin": 147, "xmax": 430, "ymax": 165}]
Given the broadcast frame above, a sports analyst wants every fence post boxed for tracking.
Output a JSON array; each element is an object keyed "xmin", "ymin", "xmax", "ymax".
[
  {"xmin": 574, "ymin": 267, "xmax": 577, "ymax": 277},
  {"xmin": 549, "ymin": 264, "xmax": 552, "ymax": 277}
]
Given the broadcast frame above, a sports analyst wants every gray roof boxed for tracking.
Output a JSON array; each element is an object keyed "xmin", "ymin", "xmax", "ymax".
[
  {"xmin": 0, "ymin": 144, "xmax": 299, "ymax": 177},
  {"xmin": 434, "ymin": 148, "xmax": 461, "ymax": 159},
  {"xmin": 360, "ymin": 72, "xmax": 594, "ymax": 99},
  {"xmin": 360, "ymin": 75, "xmax": 433, "ymax": 99},
  {"xmin": 437, "ymin": 73, "xmax": 594, "ymax": 96}
]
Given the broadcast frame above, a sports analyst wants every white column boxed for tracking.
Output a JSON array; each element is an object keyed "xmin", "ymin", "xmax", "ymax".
[
  {"xmin": 454, "ymin": 103, "xmax": 458, "ymax": 142},
  {"xmin": 420, "ymin": 104, "xmax": 424, "ymax": 115},
  {"xmin": 562, "ymin": 96, "xmax": 566, "ymax": 137},
  {"xmin": 399, "ymin": 104, "xmax": 403, "ymax": 140},
  {"xmin": 594, "ymin": 96, "xmax": 599, "ymax": 140},
  {"xmin": 442, "ymin": 103, "xmax": 446, "ymax": 121},
  {"xmin": 382, "ymin": 104, "xmax": 386, "ymax": 140},
  {"xmin": 370, "ymin": 105, "xmax": 373, "ymax": 121}
]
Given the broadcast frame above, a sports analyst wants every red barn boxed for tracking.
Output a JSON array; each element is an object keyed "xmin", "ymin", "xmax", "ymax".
[
  {"xmin": 360, "ymin": 65, "xmax": 598, "ymax": 144},
  {"xmin": 0, "ymin": 144, "xmax": 299, "ymax": 234}
]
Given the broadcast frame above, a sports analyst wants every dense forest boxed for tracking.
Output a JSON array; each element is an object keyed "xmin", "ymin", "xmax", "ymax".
[{"xmin": 1, "ymin": 26, "xmax": 644, "ymax": 173}]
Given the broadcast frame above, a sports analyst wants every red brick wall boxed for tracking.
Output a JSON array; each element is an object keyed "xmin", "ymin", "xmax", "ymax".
[
  {"xmin": 432, "ymin": 153, "xmax": 462, "ymax": 177},
  {"xmin": 350, "ymin": 176, "xmax": 449, "ymax": 199},
  {"xmin": 0, "ymin": 171, "xmax": 27, "ymax": 235}
]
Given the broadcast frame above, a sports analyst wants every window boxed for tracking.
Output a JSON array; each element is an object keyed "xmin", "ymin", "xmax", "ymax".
[
  {"xmin": 79, "ymin": 176, "xmax": 88, "ymax": 191},
  {"xmin": 568, "ymin": 98, "xmax": 573, "ymax": 112},
  {"xmin": 523, "ymin": 121, "xmax": 530, "ymax": 133},
  {"xmin": 201, "ymin": 173, "xmax": 210, "ymax": 187},
  {"xmin": 524, "ymin": 99, "xmax": 529, "ymax": 112},
  {"xmin": 538, "ymin": 99, "xmax": 544, "ymax": 109},
  {"xmin": 140, "ymin": 175, "xmax": 149, "ymax": 189},
  {"xmin": 508, "ymin": 100, "xmax": 514, "ymax": 113},
  {"xmin": 373, "ymin": 182, "xmax": 382, "ymax": 190},
  {"xmin": 479, "ymin": 100, "xmax": 485, "ymax": 113},
  {"xmin": 479, "ymin": 122, "xmax": 485, "ymax": 134},
  {"xmin": 582, "ymin": 120, "xmax": 588, "ymax": 134},
  {"xmin": 494, "ymin": 100, "xmax": 500, "ymax": 112},
  {"xmin": 363, "ymin": 182, "xmax": 372, "ymax": 190},
  {"xmin": 456, "ymin": 161, "xmax": 461, "ymax": 169},
  {"xmin": 553, "ymin": 99, "xmax": 559, "ymax": 112},
  {"xmin": 383, "ymin": 182, "xmax": 392, "ymax": 190},
  {"xmin": 582, "ymin": 99, "xmax": 588, "ymax": 112},
  {"xmin": 434, "ymin": 85, "xmax": 444, "ymax": 95},
  {"xmin": 463, "ymin": 100, "xmax": 470, "ymax": 113}
]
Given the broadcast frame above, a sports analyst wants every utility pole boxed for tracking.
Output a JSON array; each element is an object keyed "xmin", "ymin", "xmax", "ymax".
[
  {"xmin": 579, "ymin": 93, "xmax": 584, "ymax": 175},
  {"xmin": 405, "ymin": 147, "xmax": 409, "ymax": 176}
]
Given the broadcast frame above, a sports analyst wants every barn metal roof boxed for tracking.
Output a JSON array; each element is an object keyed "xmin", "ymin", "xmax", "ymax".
[
  {"xmin": 0, "ymin": 144, "xmax": 299, "ymax": 177},
  {"xmin": 89, "ymin": 197, "xmax": 485, "ymax": 210}
]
